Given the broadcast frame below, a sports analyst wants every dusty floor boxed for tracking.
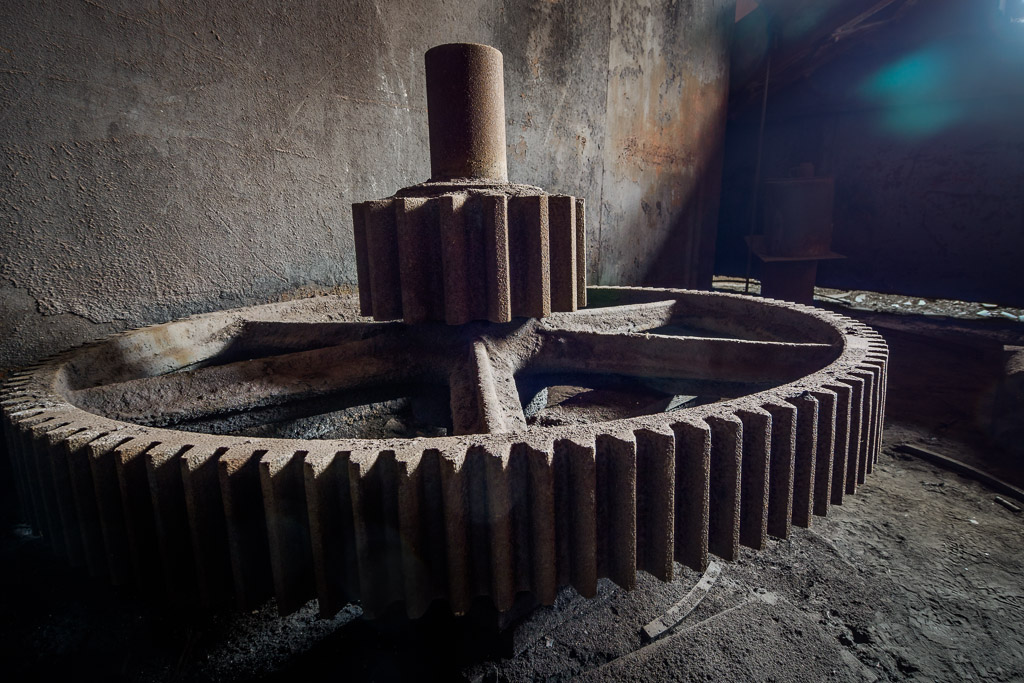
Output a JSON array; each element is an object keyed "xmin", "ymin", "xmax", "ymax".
[{"xmin": 2, "ymin": 302, "xmax": 1023, "ymax": 682}]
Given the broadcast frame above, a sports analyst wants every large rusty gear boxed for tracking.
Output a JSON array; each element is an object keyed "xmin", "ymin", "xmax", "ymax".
[{"xmin": 0, "ymin": 286, "xmax": 887, "ymax": 619}]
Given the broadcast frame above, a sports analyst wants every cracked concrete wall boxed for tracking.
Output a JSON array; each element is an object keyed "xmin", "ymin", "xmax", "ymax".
[{"xmin": 0, "ymin": 0, "xmax": 732, "ymax": 373}]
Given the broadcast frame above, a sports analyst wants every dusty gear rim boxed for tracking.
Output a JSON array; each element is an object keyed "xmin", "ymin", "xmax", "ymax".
[{"xmin": 0, "ymin": 286, "xmax": 888, "ymax": 619}]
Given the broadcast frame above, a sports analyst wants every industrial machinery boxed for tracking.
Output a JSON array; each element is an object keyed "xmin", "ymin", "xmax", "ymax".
[{"xmin": 0, "ymin": 44, "xmax": 887, "ymax": 621}]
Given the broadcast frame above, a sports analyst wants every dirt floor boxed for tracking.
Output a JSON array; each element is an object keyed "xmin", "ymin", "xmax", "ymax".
[{"xmin": 2, "ymin": 299, "xmax": 1022, "ymax": 682}]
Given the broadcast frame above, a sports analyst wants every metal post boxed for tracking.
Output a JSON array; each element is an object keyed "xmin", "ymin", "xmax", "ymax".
[{"xmin": 425, "ymin": 43, "xmax": 508, "ymax": 183}]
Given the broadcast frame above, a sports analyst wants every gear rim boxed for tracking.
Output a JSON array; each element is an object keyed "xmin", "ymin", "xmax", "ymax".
[{"xmin": 1, "ymin": 286, "xmax": 888, "ymax": 619}]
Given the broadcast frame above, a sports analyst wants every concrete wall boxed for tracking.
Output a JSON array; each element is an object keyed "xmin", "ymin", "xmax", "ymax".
[
  {"xmin": 0, "ymin": 0, "xmax": 733, "ymax": 373},
  {"xmin": 716, "ymin": 1, "xmax": 1024, "ymax": 306}
]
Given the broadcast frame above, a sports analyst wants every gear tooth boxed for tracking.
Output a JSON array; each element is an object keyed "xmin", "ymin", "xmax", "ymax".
[
  {"xmin": 394, "ymin": 451, "xmax": 425, "ymax": 617},
  {"xmin": 87, "ymin": 432, "xmax": 136, "ymax": 586},
  {"xmin": 260, "ymin": 448, "xmax": 316, "ymax": 615},
  {"xmin": 1, "ymin": 392, "xmax": 33, "ymax": 408},
  {"xmin": 348, "ymin": 448, "xmax": 402, "ymax": 618},
  {"xmin": 365, "ymin": 199, "xmax": 403, "ymax": 321},
  {"xmin": 3, "ymin": 405, "xmax": 42, "ymax": 431},
  {"xmin": 463, "ymin": 446, "xmax": 494, "ymax": 602},
  {"xmin": 396, "ymin": 197, "xmax": 445, "ymax": 324},
  {"xmin": 835, "ymin": 375, "xmax": 865, "ymax": 496},
  {"xmin": 851, "ymin": 367, "xmax": 879, "ymax": 480},
  {"xmin": 218, "ymin": 447, "xmax": 274, "ymax": 610},
  {"xmin": 393, "ymin": 446, "xmax": 441, "ymax": 619},
  {"xmin": 595, "ymin": 431, "xmax": 637, "ymax": 589},
  {"xmin": 402, "ymin": 447, "xmax": 448, "ymax": 618},
  {"xmin": 43, "ymin": 423, "xmax": 90, "ymax": 567},
  {"xmin": 871, "ymin": 366, "xmax": 885, "ymax": 469},
  {"xmin": 6, "ymin": 404, "xmax": 46, "ymax": 419},
  {"xmin": 15, "ymin": 413, "xmax": 54, "ymax": 539},
  {"xmin": 575, "ymin": 197, "xmax": 587, "ymax": 308},
  {"xmin": 878, "ymin": 362, "xmax": 888, "ymax": 463},
  {"xmin": 437, "ymin": 446, "xmax": 472, "ymax": 614},
  {"xmin": 2, "ymin": 408, "xmax": 34, "ymax": 529},
  {"xmin": 63, "ymin": 428, "xmax": 111, "ymax": 578},
  {"xmin": 548, "ymin": 195, "xmax": 578, "ymax": 313},
  {"xmin": 462, "ymin": 195, "xmax": 490, "ymax": 321},
  {"xmin": 824, "ymin": 382, "xmax": 854, "ymax": 506},
  {"xmin": 351, "ymin": 202, "xmax": 375, "ymax": 317},
  {"xmin": 785, "ymin": 393, "xmax": 819, "ymax": 528},
  {"xmin": 859, "ymin": 355, "xmax": 888, "ymax": 465},
  {"xmin": 181, "ymin": 444, "xmax": 233, "ymax": 610},
  {"xmin": 439, "ymin": 193, "xmax": 472, "ymax": 325},
  {"xmin": 114, "ymin": 439, "xmax": 163, "ymax": 594},
  {"xmin": 704, "ymin": 415, "xmax": 742, "ymax": 562},
  {"xmin": 520, "ymin": 441, "xmax": 557, "ymax": 605},
  {"xmin": 28, "ymin": 416, "xmax": 74, "ymax": 555},
  {"xmin": 483, "ymin": 194, "xmax": 512, "ymax": 323},
  {"xmin": 304, "ymin": 446, "xmax": 358, "ymax": 619},
  {"xmin": 1, "ymin": 381, "xmax": 29, "ymax": 395},
  {"xmin": 633, "ymin": 426, "xmax": 675, "ymax": 581},
  {"xmin": 666, "ymin": 419, "xmax": 710, "ymax": 572},
  {"xmin": 736, "ymin": 408, "xmax": 771, "ymax": 550},
  {"xmin": 506, "ymin": 443, "xmax": 532, "ymax": 594},
  {"xmin": 808, "ymin": 389, "xmax": 837, "ymax": 517},
  {"xmin": 147, "ymin": 441, "xmax": 199, "ymax": 606},
  {"xmin": 508, "ymin": 194, "xmax": 551, "ymax": 318},
  {"xmin": 554, "ymin": 437, "xmax": 598, "ymax": 597},
  {"xmin": 761, "ymin": 402, "xmax": 797, "ymax": 540},
  {"xmin": 478, "ymin": 443, "xmax": 516, "ymax": 612}
]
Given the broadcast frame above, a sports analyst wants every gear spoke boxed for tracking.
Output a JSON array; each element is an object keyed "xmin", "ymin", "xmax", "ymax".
[
  {"xmin": 449, "ymin": 340, "xmax": 527, "ymax": 435},
  {"xmin": 532, "ymin": 330, "xmax": 839, "ymax": 384},
  {"xmin": 543, "ymin": 299, "xmax": 677, "ymax": 334},
  {"xmin": 70, "ymin": 336, "xmax": 425, "ymax": 426},
  {"xmin": 222, "ymin": 319, "xmax": 404, "ymax": 358}
]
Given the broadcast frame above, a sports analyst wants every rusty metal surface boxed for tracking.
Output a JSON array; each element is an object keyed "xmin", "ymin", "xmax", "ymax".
[{"xmin": 1, "ymin": 286, "xmax": 888, "ymax": 620}]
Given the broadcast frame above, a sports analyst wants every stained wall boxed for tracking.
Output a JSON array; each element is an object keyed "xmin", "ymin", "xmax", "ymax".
[{"xmin": 0, "ymin": 0, "xmax": 733, "ymax": 372}]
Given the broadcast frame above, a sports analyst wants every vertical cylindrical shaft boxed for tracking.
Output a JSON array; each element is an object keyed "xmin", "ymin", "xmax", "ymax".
[{"xmin": 425, "ymin": 43, "xmax": 508, "ymax": 183}]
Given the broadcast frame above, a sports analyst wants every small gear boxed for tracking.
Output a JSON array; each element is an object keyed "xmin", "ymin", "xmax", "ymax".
[{"xmin": 352, "ymin": 43, "xmax": 587, "ymax": 325}]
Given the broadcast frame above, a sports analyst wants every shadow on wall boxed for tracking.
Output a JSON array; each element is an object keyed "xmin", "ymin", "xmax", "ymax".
[
  {"xmin": 639, "ymin": 122, "xmax": 730, "ymax": 290},
  {"xmin": 595, "ymin": 0, "xmax": 734, "ymax": 291}
]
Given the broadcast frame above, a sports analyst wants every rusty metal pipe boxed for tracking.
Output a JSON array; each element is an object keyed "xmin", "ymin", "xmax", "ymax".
[{"xmin": 425, "ymin": 43, "xmax": 508, "ymax": 182}]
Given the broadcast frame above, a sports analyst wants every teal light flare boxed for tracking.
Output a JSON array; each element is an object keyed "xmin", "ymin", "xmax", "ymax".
[{"xmin": 858, "ymin": 48, "xmax": 964, "ymax": 138}]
